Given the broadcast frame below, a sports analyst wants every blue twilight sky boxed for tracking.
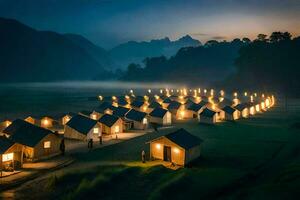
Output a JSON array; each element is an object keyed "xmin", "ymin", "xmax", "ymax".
[{"xmin": 0, "ymin": 0, "xmax": 299, "ymax": 48}]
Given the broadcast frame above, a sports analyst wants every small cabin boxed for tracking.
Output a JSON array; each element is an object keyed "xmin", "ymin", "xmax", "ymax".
[
  {"xmin": 3, "ymin": 119, "xmax": 61, "ymax": 162},
  {"xmin": 113, "ymin": 106, "xmax": 132, "ymax": 131},
  {"xmin": 147, "ymin": 101, "xmax": 162, "ymax": 113},
  {"xmin": 167, "ymin": 101, "xmax": 185, "ymax": 120},
  {"xmin": 0, "ymin": 136, "xmax": 23, "ymax": 171},
  {"xmin": 234, "ymin": 103, "xmax": 249, "ymax": 118},
  {"xmin": 161, "ymin": 98, "xmax": 172, "ymax": 109},
  {"xmin": 130, "ymin": 100, "xmax": 148, "ymax": 112},
  {"xmin": 79, "ymin": 110, "xmax": 93, "ymax": 118},
  {"xmin": 125, "ymin": 109, "xmax": 148, "ymax": 130},
  {"xmin": 149, "ymin": 107, "xmax": 172, "ymax": 126},
  {"xmin": 199, "ymin": 108, "xmax": 218, "ymax": 124},
  {"xmin": 97, "ymin": 101, "xmax": 115, "ymax": 115},
  {"xmin": 222, "ymin": 106, "xmax": 240, "ymax": 121},
  {"xmin": 65, "ymin": 115, "xmax": 101, "ymax": 141},
  {"xmin": 186, "ymin": 103, "xmax": 206, "ymax": 119},
  {"xmin": 149, "ymin": 128, "xmax": 203, "ymax": 166},
  {"xmin": 0, "ymin": 120, "xmax": 12, "ymax": 133},
  {"xmin": 98, "ymin": 114, "xmax": 123, "ymax": 135},
  {"xmin": 61, "ymin": 112, "xmax": 76, "ymax": 125}
]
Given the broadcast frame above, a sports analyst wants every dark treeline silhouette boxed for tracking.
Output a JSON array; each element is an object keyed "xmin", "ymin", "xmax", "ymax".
[
  {"xmin": 227, "ymin": 32, "xmax": 300, "ymax": 96},
  {"xmin": 121, "ymin": 32, "xmax": 300, "ymax": 96},
  {"xmin": 120, "ymin": 39, "xmax": 246, "ymax": 84}
]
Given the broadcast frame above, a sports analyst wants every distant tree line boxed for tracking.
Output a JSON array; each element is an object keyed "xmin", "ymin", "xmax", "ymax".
[{"xmin": 120, "ymin": 31, "xmax": 300, "ymax": 96}]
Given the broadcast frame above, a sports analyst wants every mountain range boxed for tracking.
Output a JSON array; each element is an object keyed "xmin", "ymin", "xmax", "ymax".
[{"xmin": 110, "ymin": 35, "xmax": 201, "ymax": 67}]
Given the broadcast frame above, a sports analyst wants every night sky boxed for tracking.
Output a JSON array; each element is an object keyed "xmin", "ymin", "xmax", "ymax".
[{"xmin": 0, "ymin": 0, "xmax": 299, "ymax": 48}]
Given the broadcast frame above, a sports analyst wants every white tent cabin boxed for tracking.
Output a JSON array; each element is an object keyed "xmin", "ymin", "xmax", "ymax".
[
  {"xmin": 234, "ymin": 103, "xmax": 249, "ymax": 118},
  {"xmin": 64, "ymin": 115, "xmax": 101, "ymax": 141},
  {"xmin": 98, "ymin": 114, "xmax": 123, "ymax": 135},
  {"xmin": 199, "ymin": 108, "xmax": 218, "ymax": 124},
  {"xmin": 125, "ymin": 109, "xmax": 148, "ymax": 130},
  {"xmin": 222, "ymin": 106, "xmax": 240, "ymax": 120},
  {"xmin": 149, "ymin": 107, "xmax": 172, "ymax": 126},
  {"xmin": 148, "ymin": 128, "xmax": 203, "ymax": 166}
]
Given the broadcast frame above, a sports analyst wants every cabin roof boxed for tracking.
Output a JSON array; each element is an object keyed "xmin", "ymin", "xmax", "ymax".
[
  {"xmin": 149, "ymin": 107, "xmax": 168, "ymax": 118},
  {"xmin": 66, "ymin": 115, "xmax": 98, "ymax": 135},
  {"xmin": 80, "ymin": 110, "xmax": 93, "ymax": 116},
  {"xmin": 167, "ymin": 101, "xmax": 182, "ymax": 110},
  {"xmin": 98, "ymin": 114, "xmax": 120, "ymax": 127},
  {"xmin": 148, "ymin": 101, "xmax": 161, "ymax": 109},
  {"xmin": 222, "ymin": 105, "xmax": 236, "ymax": 114},
  {"xmin": 117, "ymin": 98, "xmax": 128, "ymax": 106},
  {"xmin": 164, "ymin": 128, "xmax": 203, "ymax": 150},
  {"xmin": 188, "ymin": 103, "xmax": 203, "ymax": 112},
  {"xmin": 234, "ymin": 103, "xmax": 248, "ymax": 111},
  {"xmin": 98, "ymin": 101, "xmax": 114, "ymax": 110},
  {"xmin": 125, "ymin": 109, "xmax": 147, "ymax": 122},
  {"xmin": 113, "ymin": 106, "xmax": 130, "ymax": 118},
  {"xmin": 3, "ymin": 119, "xmax": 54, "ymax": 147},
  {"xmin": 199, "ymin": 100, "xmax": 210, "ymax": 107},
  {"xmin": 163, "ymin": 98, "xmax": 172, "ymax": 103},
  {"xmin": 0, "ymin": 136, "xmax": 15, "ymax": 154},
  {"xmin": 131, "ymin": 100, "xmax": 145, "ymax": 108},
  {"xmin": 200, "ymin": 108, "xmax": 217, "ymax": 118}
]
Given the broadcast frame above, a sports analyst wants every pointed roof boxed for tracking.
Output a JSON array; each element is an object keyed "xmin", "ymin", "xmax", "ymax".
[
  {"xmin": 167, "ymin": 101, "xmax": 182, "ymax": 110},
  {"xmin": 188, "ymin": 103, "xmax": 203, "ymax": 112},
  {"xmin": 222, "ymin": 106, "xmax": 236, "ymax": 114},
  {"xmin": 98, "ymin": 114, "xmax": 120, "ymax": 127},
  {"xmin": 125, "ymin": 109, "xmax": 147, "ymax": 122},
  {"xmin": 148, "ymin": 101, "xmax": 161, "ymax": 109},
  {"xmin": 149, "ymin": 107, "xmax": 168, "ymax": 118},
  {"xmin": 113, "ymin": 106, "xmax": 130, "ymax": 118},
  {"xmin": 234, "ymin": 103, "xmax": 248, "ymax": 111},
  {"xmin": 66, "ymin": 115, "xmax": 98, "ymax": 135},
  {"xmin": 200, "ymin": 108, "xmax": 217, "ymax": 118},
  {"xmin": 131, "ymin": 100, "xmax": 145, "ymax": 108},
  {"xmin": 164, "ymin": 128, "xmax": 203, "ymax": 150},
  {"xmin": 3, "ymin": 119, "xmax": 55, "ymax": 147},
  {"xmin": 0, "ymin": 136, "xmax": 15, "ymax": 154}
]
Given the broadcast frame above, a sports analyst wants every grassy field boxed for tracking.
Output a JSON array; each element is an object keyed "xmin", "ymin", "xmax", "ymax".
[{"xmin": 10, "ymin": 98, "xmax": 300, "ymax": 200}]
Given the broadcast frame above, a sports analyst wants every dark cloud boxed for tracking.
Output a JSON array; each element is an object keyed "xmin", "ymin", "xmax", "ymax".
[{"xmin": 211, "ymin": 36, "xmax": 227, "ymax": 40}]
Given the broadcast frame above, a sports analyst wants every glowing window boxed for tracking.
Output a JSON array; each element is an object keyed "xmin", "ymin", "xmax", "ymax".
[
  {"xmin": 2, "ymin": 153, "xmax": 13, "ymax": 162},
  {"xmin": 115, "ymin": 125, "xmax": 120, "ymax": 133},
  {"xmin": 93, "ymin": 128, "xmax": 99, "ymax": 134},
  {"xmin": 44, "ymin": 141, "xmax": 51, "ymax": 149},
  {"xmin": 143, "ymin": 118, "xmax": 147, "ymax": 125},
  {"xmin": 173, "ymin": 147, "xmax": 180, "ymax": 154},
  {"xmin": 156, "ymin": 143, "xmax": 161, "ymax": 149}
]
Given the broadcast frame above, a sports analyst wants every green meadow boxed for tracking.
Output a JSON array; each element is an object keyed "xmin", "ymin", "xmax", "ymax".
[{"xmin": 11, "ymin": 97, "xmax": 300, "ymax": 200}]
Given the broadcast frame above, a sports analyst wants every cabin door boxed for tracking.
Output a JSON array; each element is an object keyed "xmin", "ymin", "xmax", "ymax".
[{"xmin": 163, "ymin": 146, "xmax": 171, "ymax": 162}]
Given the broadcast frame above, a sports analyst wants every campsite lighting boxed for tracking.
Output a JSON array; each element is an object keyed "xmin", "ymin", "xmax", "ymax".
[
  {"xmin": 262, "ymin": 94, "xmax": 265, "ymax": 98},
  {"xmin": 198, "ymin": 88, "xmax": 201, "ymax": 93},
  {"xmin": 234, "ymin": 92, "xmax": 238, "ymax": 97},
  {"xmin": 43, "ymin": 119, "xmax": 49, "ymax": 126},
  {"xmin": 5, "ymin": 121, "xmax": 11, "ymax": 127},
  {"xmin": 173, "ymin": 147, "xmax": 180, "ymax": 154},
  {"xmin": 193, "ymin": 89, "xmax": 197, "ymax": 97},
  {"xmin": 177, "ymin": 89, "xmax": 179, "ymax": 93},
  {"xmin": 250, "ymin": 95, "xmax": 254, "ymax": 102},
  {"xmin": 210, "ymin": 89, "xmax": 214, "ymax": 96},
  {"xmin": 244, "ymin": 92, "xmax": 248, "ymax": 96},
  {"xmin": 160, "ymin": 89, "xmax": 163, "ymax": 94},
  {"xmin": 220, "ymin": 90, "xmax": 225, "ymax": 96},
  {"xmin": 91, "ymin": 114, "xmax": 97, "ymax": 120},
  {"xmin": 156, "ymin": 143, "xmax": 161, "ymax": 150},
  {"xmin": 255, "ymin": 104, "xmax": 260, "ymax": 112},
  {"xmin": 154, "ymin": 95, "xmax": 159, "ymax": 100},
  {"xmin": 130, "ymin": 89, "xmax": 133, "ymax": 94},
  {"xmin": 265, "ymin": 98, "xmax": 270, "ymax": 108},
  {"xmin": 204, "ymin": 89, "xmax": 207, "ymax": 94},
  {"xmin": 183, "ymin": 88, "xmax": 187, "ymax": 96},
  {"xmin": 148, "ymin": 89, "xmax": 151, "ymax": 93},
  {"xmin": 125, "ymin": 95, "xmax": 130, "ymax": 99},
  {"xmin": 171, "ymin": 89, "xmax": 174, "ymax": 93},
  {"xmin": 112, "ymin": 96, "xmax": 117, "ymax": 101},
  {"xmin": 179, "ymin": 110, "xmax": 185, "ymax": 119},
  {"xmin": 254, "ymin": 93, "xmax": 257, "ymax": 97},
  {"xmin": 98, "ymin": 95, "xmax": 103, "ymax": 101}
]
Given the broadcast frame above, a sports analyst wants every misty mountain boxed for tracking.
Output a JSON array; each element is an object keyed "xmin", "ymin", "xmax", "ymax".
[
  {"xmin": 0, "ymin": 17, "xmax": 112, "ymax": 82},
  {"xmin": 64, "ymin": 33, "xmax": 116, "ymax": 70},
  {"xmin": 120, "ymin": 39, "xmax": 245, "ymax": 85},
  {"xmin": 110, "ymin": 35, "xmax": 201, "ymax": 68}
]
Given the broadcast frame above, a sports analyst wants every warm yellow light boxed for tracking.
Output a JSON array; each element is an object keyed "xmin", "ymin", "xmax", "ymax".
[
  {"xmin": 177, "ymin": 89, "xmax": 179, "ymax": 93},
  {"xmin": 143, "ymin": 106, "xmax": 147, "ymax": 111},
  {"xmin": 265, "ymin": 98, "xmax": 270, "ymax": 108},
  {"xmin": 210, "ymin": 89, "xmax": 214, "ymax": 96},
  {"xmin": 250, "ymin": 95, "xmax": 254, "ymax": 102},
  {"xmin": 244, "ymin": 92, "xmax": 248, "ymax": 96},
  {"xmin": 154, "ymin": 95, "xmax": 159, "ymax": 100},
  {"xmin": 98, "ymin": 95, "xmax": 103, "ymax": 101},
  {"xmin": 204, "ymin": 89, "xmax": 207, "ymax": 94},
  {"xmin": 160, "ymin": 89, "xmax": 163, "ymax": 94},
  {"xmin": 91, "ymin": 114, "xmax": 97, "ymax": 120},
  {"xmin": 234, "ymin": 92, "xmax": 238, "ymax": 97},
  {"xmin": 198, "ymin": 88, "xmax": 201, "ymax": 93},
  {"xmin": 130, "ymin": 89, "xmax": 133, "ymax": 94},
  {"xmin": 2, "ymin": 153, "xmax": 13, "ymax": 162},
  {"xmin": 171, "ymin": 89, "xmax": 174, "ymax": 93},
  {"xmin": 43, "ymin": 119, "xmax": 49, "ymax": 126},
  {"xmin": 220, "ymin": 90, "xmax": 225, "ymax": 96},
  {"xmin": 156, "ymin": 143, "xmax": 161, "ymax": 149},
  {"xmin": 261, "ymin": 102, "xmax": 265, "ymax": 110},
  {"xmin": 262, "ymin": 94, "xmax": 265, "ymax": 98},
  {"xmin": 115, "ymin": 125, "xmax": 120, "ymax": 133},
  {"xmin": 5, "ymin": 121, "xmax": 12, "ymax": 127},
  {"xmin": 148, "ymin": 89, "xmax": 151, "ymax": 93},
  {"xmin": 255, "ymin": 104, "xmax": 260, "ymax": 112},
  {"xmin": 179, "ymin": 110, "xmax": 185, "ymax": 119},
  {"xmin": 44, "ymin": 141, "xmax": 51, "ymax": 149},
  {"xmin": 173, "ymin": 147, "xmax": 180, "ymax": 154},
  {"xmin": 254, "ymin": 93, "xmax": 257, "ymax": 97},
  {"xmin": 250, "ymin": 107, "xmax": 255, "ymax": 115}
]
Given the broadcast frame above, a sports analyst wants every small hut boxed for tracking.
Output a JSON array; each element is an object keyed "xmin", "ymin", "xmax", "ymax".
[
  {"xmin": 3, "ymin": 119, "xmax": 61, "ymax": 162},
  {"xmin": 148, "ymin": 128, "xmax": 203, "ymax": 166},
  {"xmin": 0, "ymin": 136, "xmax": 23, "ymax": 172},
  {"xmin": 167, "ymin": 101, "xmax": 185, "ymax": 120},
  {"xmin": 147, "ymin": 101, "xmax": 162, "ymax": 113},
  {"xmin": 130, "ymin": 100, "xmax": 148, "ymax": 112},
  {"xmin": 65, "ymin": 115, "xmax": 101, "ymax": 141},
  {"xmin": 149, "ymin": 107, "xmax": 172, "ymax": 126},
  {"xmin": 162, "ymin": 98, "xmax": 172, "ymax": 109},
  {"xmin": 125, "ymin": 109, "xmax": 148, "ymax": 130},
  {"xmin": 234, "ymin": 103, "xmax": 249, "ymax": 118},
  {"xmin": 222, "ymin": 106, "xmax": 240, "ymax": 120},
  {"xmin": 199, "ymin": 108, "xmax": 218, "ymax": 124},
  {"xmin": 98, "ymin": 114, "xmax": 123, "ymax": 134}
]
